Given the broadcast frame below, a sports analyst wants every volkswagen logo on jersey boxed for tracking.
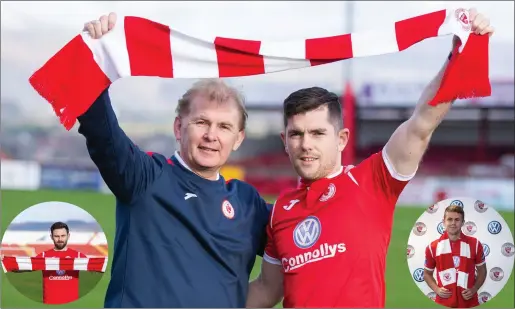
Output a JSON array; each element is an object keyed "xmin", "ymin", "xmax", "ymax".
[
  {"xmin": 487, "ymin": 221, "xmax": 502, "ymax": 235},
  {"xmin": 426, "ymin": 203, "xmax": 439, "ymax": 214},
  {"xmin": 478, "ymin": 291, "xmax": 492, "ymax": 304},
  {"xmin": 412, "ymin": 222, "xmax": 427, "ymax": 236},
  {"xmin": 474, "ymin": 200, "xmax": 488, "ymax": 213},
  {"xmin": 489, "ymin": 267, "xmax": 504, "ymax": 281},
  {"xmin": 501, "ymin": 242, "xmax": 515, "ymax": 257},
  {"xmin": 293, "ymin": 216, "xmax": 321, "ymax": 249},
  {"xmin": 482, "ymin": 243, "xmax": 490, "ymax": 258},
  {"xmin": 437, "ymin": 222, "xmax": 445, "ymax": 235},
  {"xmin": 426, "ymin": 292, "xmax": 436, "ymax": 301},
  {"xmin": 407, "ymin": 245, "xmax": 415, "ymax": 259},
  {"xmin": 412, "ymin": 268, "xmax": 424, "ymax": 282},
  {"xmin": 319, "ymin": 183, "xmax": 336, "ymax": 202},
  {"xmin": 449, "ymin": 200, "xmax": 464, "ymax": 207},
  {"xmin": 56, "ymin": 269, "xmax": 66, "ymax": 276},
  {"xmin": 462, "ymin": 221, "xmax": 477, "ymax": 236}
]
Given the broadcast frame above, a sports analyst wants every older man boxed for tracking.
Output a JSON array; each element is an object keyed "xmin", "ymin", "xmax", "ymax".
[{"xmin": 80, "ymin": 14, "xmax": 270, "ymax": 308}]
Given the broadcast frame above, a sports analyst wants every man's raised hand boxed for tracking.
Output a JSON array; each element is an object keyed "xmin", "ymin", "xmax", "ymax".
[{"xmin": 83, "ymin": 12, "xmax": 117, "ymax": 39}]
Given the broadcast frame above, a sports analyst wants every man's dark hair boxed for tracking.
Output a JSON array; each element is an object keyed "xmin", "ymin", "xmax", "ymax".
[
  {"xmin": 50, "ymin": 222, "xmax": 69, "ymax": 235},
  {"xmin": 283, "ymin": 87, "xmax": 343, "ymax": 130}
]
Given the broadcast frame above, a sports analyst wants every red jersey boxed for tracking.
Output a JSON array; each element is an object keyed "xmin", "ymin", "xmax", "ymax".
[
  {"xmin": 264, "ymin": 150, "xmax": 413, "ymax": 307},
  {"xmin": 424, "ymin": 234, "xmax": 485, "ymax": 308},
  {"xmin": 36, "ymin": 248, "xmax": 87, "ymax": 304}
]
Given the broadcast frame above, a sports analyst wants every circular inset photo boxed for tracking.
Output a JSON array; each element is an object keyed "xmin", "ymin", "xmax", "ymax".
[
  {"xmin": 1, "ymin": 201, "xmax": 109, "ymax": 305},
  {"xmin": 407, "ymin": 197, "xmax": 514, "ymax": 308}
]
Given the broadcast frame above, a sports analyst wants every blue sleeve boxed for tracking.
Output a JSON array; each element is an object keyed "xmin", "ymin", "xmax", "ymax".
[
  {"xmin": 255, "ymin": 199, "xmax": 274, "ymax": 257},
  {"xmin": 77, "ymin": 89, "xmax": 162, "ymax": 203}
]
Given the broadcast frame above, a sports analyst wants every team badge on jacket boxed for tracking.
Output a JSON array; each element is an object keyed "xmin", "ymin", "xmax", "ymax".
[{"xmin": 222, "ymin": 200, "xmax": 235, "ymax": 219}]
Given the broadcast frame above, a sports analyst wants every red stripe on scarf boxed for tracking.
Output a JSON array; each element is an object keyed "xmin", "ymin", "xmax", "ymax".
[
  {"xmin": 429, "ymin": 34, "xmax": 490, "ymax": 105},
  {"xmin": 2, "ymin": 256, "xmax": 20, "ymax": 271},
  {"xmin": 86, "ymin": 257, "xmax": 106, "ymax": 272},
  {"xmin": 395, "ymin": 10, "xmax": 447, "ymax": 51},
  {"xmin": 125, "ymin": 17, "xmax": 174, "ymax": 77},
  {"xmin": 214, "ymin": 37, "xmax": 264, "ymax": 77},
  {"xmin": 306, "ymin": 34, "xmax": 353, "ymax": 66},
  {"xmin": 28, "ymin": 35, "xmax": 111, "ymax": 130}
]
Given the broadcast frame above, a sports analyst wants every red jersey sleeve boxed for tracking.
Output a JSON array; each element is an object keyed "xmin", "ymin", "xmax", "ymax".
[
  {"xmin": 424, "ymin": 244, "xmax": 436, "ymax": 271},
  {"xmin": 263, "ymin": 202, "xmax": 281, "ymax": 266},
  {"xmin": 348, "ymin": 148, "xmax": 415, "ymax": 210},
  {"xmin": 475, "ymin": 241, "xmax": 486, "ymax": 266}
]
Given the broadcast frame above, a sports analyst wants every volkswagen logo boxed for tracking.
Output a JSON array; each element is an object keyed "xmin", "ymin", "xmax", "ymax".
[
  {"xmin": 56, "ymin": 269, "xmax": 66, "ymax": 276},
  {"xmin": 437, "ymin": 222, "xmax": 445, "ymax": 235},
  {"xmin": 474, "ymin": 200, "xmax": 488, "ymax": 213},
  {"xmin": 413, "ymin": 268, "xmax": 424, "ymax": 282},
  {"xmin": 489, "ymin": 267, "xmax": 504, "ymax": 281},
  {"xmin": 482, "ymin": 243, "xmax": 490, "ymax": 258},
  {"xmin": 478, "ymin": 291, "xmax": 491, "ymax": 304},
  {"xmin": 501, "ymin": 242, "xmax": 515, "ymax": 257},
  {"xmin": 293, "ymin": 216, "xmax": 321, "ymax": 249},
  {"xmin": 450, "ymin": 200, "xmax": 464, "ymax": 207},
  {"xmin": 487, "ymin": 221, "xmax": 502, "ymax": 235}
]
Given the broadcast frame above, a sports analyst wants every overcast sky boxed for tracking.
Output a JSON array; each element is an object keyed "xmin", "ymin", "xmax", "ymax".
[
  {"xmin": 10, "ymin": 201, "xmax": 96, "ymax": 224},
  {"xmin": 1, "ymin": 1, "xmax": 513, "ymax": 116}
]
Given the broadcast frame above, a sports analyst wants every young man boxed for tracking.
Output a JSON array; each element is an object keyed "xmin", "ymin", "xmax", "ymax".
[
  {"xmin": 246, "ymin": 8, "xmax": 494, "ymax": 308},
  {"xmin": 80, "ymin": 14, "xmax": 270, "ymax": 308},
  {"xmin": 424, "ymin": 205, "xmax": 487, "ymax": 308}
]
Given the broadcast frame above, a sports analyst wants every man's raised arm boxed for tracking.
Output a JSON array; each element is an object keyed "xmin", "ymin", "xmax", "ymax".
[
  {"xmin": 77, "ymin": 88, "xmax": 160, "ymax": 203},
  {"xmin": 384, "ymin": 9, "xmax": 494, "ymax": 176},
  {"xmin": 77, "ymin": 14, "xmax": 161, "ymax": 203}
]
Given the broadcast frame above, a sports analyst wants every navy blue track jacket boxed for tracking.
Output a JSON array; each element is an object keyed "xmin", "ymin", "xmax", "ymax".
[{"xmin": 77, "ymin": 89, "xmax": 271, "ymax": 307}]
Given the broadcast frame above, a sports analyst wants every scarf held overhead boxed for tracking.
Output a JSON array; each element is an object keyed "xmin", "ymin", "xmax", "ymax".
[
  {"xmin": 29, "ymin": 8, "xmax": 491, "ymax": 130},
  {"xmin": 2, "ymin": 256, "xmax": 108, "ymax": 273}
]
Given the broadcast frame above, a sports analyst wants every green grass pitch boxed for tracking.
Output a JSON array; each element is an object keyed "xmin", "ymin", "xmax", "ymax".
[{"xmin": 1, "ymin": 189, "xmax": 513, "ymax": 308}]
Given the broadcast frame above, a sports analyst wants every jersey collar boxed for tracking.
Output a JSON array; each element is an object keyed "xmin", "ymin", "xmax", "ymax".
[
  {"xmin": 174, "ymin": 151, "xmax": 220, "ymax": 181},
  {"xmin": 298, "ymin": 166, "xmax": 343, "ymax": 189}
]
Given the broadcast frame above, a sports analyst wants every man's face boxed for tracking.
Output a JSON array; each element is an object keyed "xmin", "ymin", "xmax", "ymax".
[
  {"xmin": 443, "ymin": 212, "xmax": 464, "ymax": 235},
  {"xmin": 174, "ymin": 95, "xmax": 244, "ymax": 173},
  {"xmin": 281, "ymin": 106, "xmax": 348, "ymax": 180},
  {"xmin": 51, "ymin": 228, "xmax": 69, "ymax": 250}
]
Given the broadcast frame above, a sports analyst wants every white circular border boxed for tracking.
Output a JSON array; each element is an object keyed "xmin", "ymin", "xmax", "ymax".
[{"xmin": 406, "ymin": 197, "xmax": 514, "ymax": 305}]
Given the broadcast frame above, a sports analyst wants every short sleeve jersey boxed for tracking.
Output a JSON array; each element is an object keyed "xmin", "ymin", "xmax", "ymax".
[
  {"xmin": 424, "ymin": 236, "xmax": 485, "ymax": 272},
  {"xmin": 264, "ymin": 149, "xmax": 414, "ymax": 307},
  {"xmin": 36, "ymin": 248, "xmax": 87, "ymax": 304}
]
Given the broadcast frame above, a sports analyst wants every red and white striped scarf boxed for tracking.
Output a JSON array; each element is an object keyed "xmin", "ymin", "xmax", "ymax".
[
  {"xmin": 2, "ymin": 256, "xmax": 108, "ymax": 273},
  {"xmin": 432, "ymin": 232, "xmax": 477, "ymax": 307},
  {"xmin": 29, "ymin": 8, "xmax": 491, "ymax": 130}
]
